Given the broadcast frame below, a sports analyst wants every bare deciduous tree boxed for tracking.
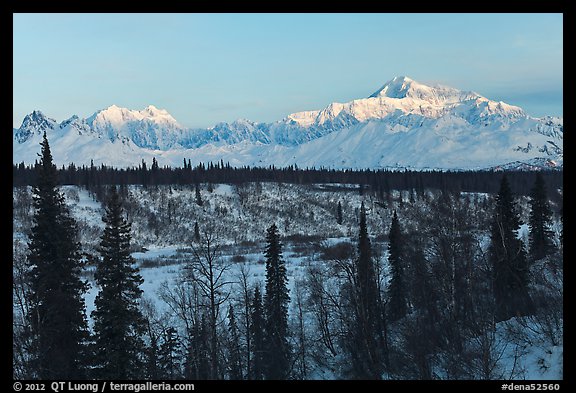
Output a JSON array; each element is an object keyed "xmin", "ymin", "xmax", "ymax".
[{"xmin": 186, "ymin": 224, "xmax": 233, "ymax": 379}]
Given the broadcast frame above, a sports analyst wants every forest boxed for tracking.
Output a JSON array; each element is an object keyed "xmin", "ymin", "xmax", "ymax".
[
  {"xmin": 12, "ymin": 134, "xmax": 563, "ymax": 380},
  {"xmin": 13, "ymin": 157, "xmax": 563, "ymax": 198}
]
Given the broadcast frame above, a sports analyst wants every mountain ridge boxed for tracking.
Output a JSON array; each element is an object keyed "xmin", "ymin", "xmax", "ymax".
[{"xmin": 13, "ymin": 76, "xmax": 563, "ymax": 170}]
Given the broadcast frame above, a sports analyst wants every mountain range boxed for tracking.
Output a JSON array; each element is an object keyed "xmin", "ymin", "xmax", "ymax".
[{"xmin": 13, "ymin": 76, "xmax": 563, "ymax": 170}]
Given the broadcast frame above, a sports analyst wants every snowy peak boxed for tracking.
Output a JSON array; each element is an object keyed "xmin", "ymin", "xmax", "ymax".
[
  {"xmin": 84, "ymin": 105, "xmax": 184, "ymax": 149},
  {"xmin": 21, "ymin": 110, "xmax": 56, "ymax": 130},
  {"xmin": 311, "ymin": 76, "xmax": 529, "ymax": 127},
  {"xmin": 369, "ymin": 75, "xmax": 416, "ymax": 98},
  {"xmin": 369, "ymin": 76, "xmax": 478, "ymax": 104},
  {"xmin": 87, "ymin": 105, "xmax": 133, "ymax": 128},
  {"xmin": 286, "ymin": 76, "xmax": 510, "ymax": 129},
  {"xmin": 59, "ymin": 115, "xmax": 93, "ymax": 136},
  {"xmin": 139, "ymin": 105, "xmax": 179, "ymax": 125},
  {"xmin": 14, "ymin": 110, "xmax": 57, "ymax": 143},
  {"xmin": 87, "ymin": 104, "xmax": 180, "ymax": 129}
]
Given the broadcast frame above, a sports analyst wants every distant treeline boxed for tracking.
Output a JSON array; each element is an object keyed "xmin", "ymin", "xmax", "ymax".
[{"xmin": 12, "ymin": 159, "xmax": 563, "ymax": 197}]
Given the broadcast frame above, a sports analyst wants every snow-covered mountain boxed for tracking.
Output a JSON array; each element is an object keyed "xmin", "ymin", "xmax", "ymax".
[
  {"xmin": 86, "ymin": 104, "xmax": 185, "ymax": 150},
  {"xmin": 13, "ymin": 76, "xmax": 563, "ymax": 170}
]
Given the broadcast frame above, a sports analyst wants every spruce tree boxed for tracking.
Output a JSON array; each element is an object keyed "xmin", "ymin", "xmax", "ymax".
[
  {"xmin": 158, "ymin": 327, "xmax": 182, "ymax": 379},
  {"xmin": 27, "ymin": 132, "xmax": 89, "ymax": 379},
  {"xmin": 185, "ymin": 316, "xmax": 210, "ymax": 379},
  {"xmin": 92, "ymin": 186, "xmax": 146, "ymax": 379},
  {"xmin": 227, "ymin": 305, "xmax": 243, "ymax": 380},
  {"xmin": 528, "ymin": 172, "xmax": 554, "ymax": 261},
  {"xmin": 387, "ymin": 210, "xmax": 408, "ymax": 321},
  {"xmin": 195, "ymin": 183, "xmax": 203, "ymax": 206},
  {"xmin": 263, "ymin": 224, "xmax": 290, "ymax": 379},
  {"xmin": 349, "ymin": 202, "xmax": 383, "ymax": 379},
  {"xmin": 144, "ymin": 328, "xmax": 159, "ymax": 379},
  {"xmin": 194, "ymin": 221, "xmax": 201, "ymax": 243},
  {"xmin": 336, "ymin": 201, "xmax": 343, "ymax": 225},
  {"xmin": 250, "ymin": 287, "xmax": 265, "ymax": 380},
  {"xmin": 489, "ymin": 175, "xmax": 530, "ymax": 321},
  {"xmin": 409, "ymin": 245, "xmax": 436, "ymax": 316}
]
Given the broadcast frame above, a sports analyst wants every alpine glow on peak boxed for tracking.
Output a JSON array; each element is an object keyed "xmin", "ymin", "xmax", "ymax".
[{"xmin": 13, "ymin": 77, "xmax": 563, "ymax": 171}]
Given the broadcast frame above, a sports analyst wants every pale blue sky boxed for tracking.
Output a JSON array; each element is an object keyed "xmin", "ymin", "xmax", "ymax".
[{"xmin": 13, "ymin": 13, "xmax": 563, "ymax": 128}]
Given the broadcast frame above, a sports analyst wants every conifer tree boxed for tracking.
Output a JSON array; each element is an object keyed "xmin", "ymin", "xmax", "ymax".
[
  {"xmin": 349, "ymin": 202, "xmax": 383, "ymax": 379},
  {"xmin": 92, "ymin": 186, "xmax": 146, "ymax": 379},
  {"xmin": 250, "ymin": 287, "xmax": 265, "ymax": 380},
  {"xmin": 195, "ymin": 183, "xmax": 203, "ymax": 206},
  {"xmin": 144, "ymin": 327, "xmax": 159, "ymax": 379},
  {"xmin": 388, "ymin": 210, "xmax": 408, "ymax": 321},
  {"xmin": 528, "ymin": 172, "xmax": 554, "ymax": 260},
  {"xmin": 27, "ymin": 132, "xmax": 89, "ymax": 379},
  {"xmin": 184, "ymin": 316, "xmax": 210, "ymax": 379},
  {"xmin": 158, "ymin": 327, "xmax": 182, "ymax": 379},
  {"xmin": 194, "ymin": 221, "xmax": 201, "ymax": 242},
  {"xmin": 489, "ymin": 175, "xmax": 530, "ymax": 321},
  {"xmin": 336, "ymin": 201, "xmax": 343, "ymax": 225},
  {"xmin": 227, "ymin": 305, "xmax": 243, "ymax": 380},
  {"xmin": 263, "ymin": 223, "xmax": 290, "ymax": 379}
]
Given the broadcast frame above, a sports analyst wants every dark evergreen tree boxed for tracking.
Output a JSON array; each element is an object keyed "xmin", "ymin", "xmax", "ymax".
[
  {"xmin": 489, "ymin": 175, "xmax": 531, "ymax": 321},
  {"xmin": 227, "ymin": 305, "xmax": 243, "ymax": 380},
  {"xmin": 388, "ymin": 210, "xmax": 408, "ymax": 321},
  {"xmin": 263, "ymin": 223, "xmax": 290, "ymax": 380},
  {"xmin": 348, "ymin": 202, "xmax": 383, "ymax": 379},
  {"xmin": 250, "ymin": 287, "xmax": 265, "ymax": 380},
  {"xmin": 27, "ymin": 132, "xmax": 89, "ymax": 379},
  {"xmin": 402, "ymin": 232, "xmax": 442, "ymax": 378},
  {"xmin": 194, "ymin": 221, "xmax": 201, "ymax": 243},
  {"xmin": 157, "ymin": 327, "xmax": 182, "ymax": 379},
  {"xmin": 528, "ymin": 172, "xmax": 554, "ymax": 260},
  {"xmin": 336, "ymin": 201, "xmax": 343, "ymax": 225},
  {"xmin": 195, "ymin": 183, "xmax": 203, "ymax": 206},
  {"xmin": 144, "ymin": 325, "xmax": 160, "ymax": 379},
  {"xmin": 92, "ymin": 186, "xmax": 146, "ymax": 379},
  {"xmin": 151, "ymin": 157, "xmax": 159, "ymax": 171},
  {"xmin": 184, "ymin": 316, "xmax": 210, "ymax": 379},
  {"xmin": 408, "ymin": 244, "xmax": 437, "ymax": 316}
]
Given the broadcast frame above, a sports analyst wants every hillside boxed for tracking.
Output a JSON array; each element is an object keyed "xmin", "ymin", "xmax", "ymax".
[{"xmin": 13, "ymin": 182, "xmax": 563, "ymax": 379}]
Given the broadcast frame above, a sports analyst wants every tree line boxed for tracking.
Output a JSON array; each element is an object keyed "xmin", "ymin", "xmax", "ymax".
[
  {"xmin": 13, "ymin": 157, "xmax": 563, "ymax": 198},
  {"xmin": 13, "ymin": 133, "xmax": 562, "ymax": 380}
]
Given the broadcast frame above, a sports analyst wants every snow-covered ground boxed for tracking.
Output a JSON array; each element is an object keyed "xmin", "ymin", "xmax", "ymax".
[
  {"xmin": 84, "ymin": 243, "xmax": 312, "ymax": 328},
  {"xmin": 80, "ymin": 241, "xmax": 562, "ymax": 380},
  {"xmin": 13, "ymin": 183, "xmax": 563, "ymax": 380}
]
